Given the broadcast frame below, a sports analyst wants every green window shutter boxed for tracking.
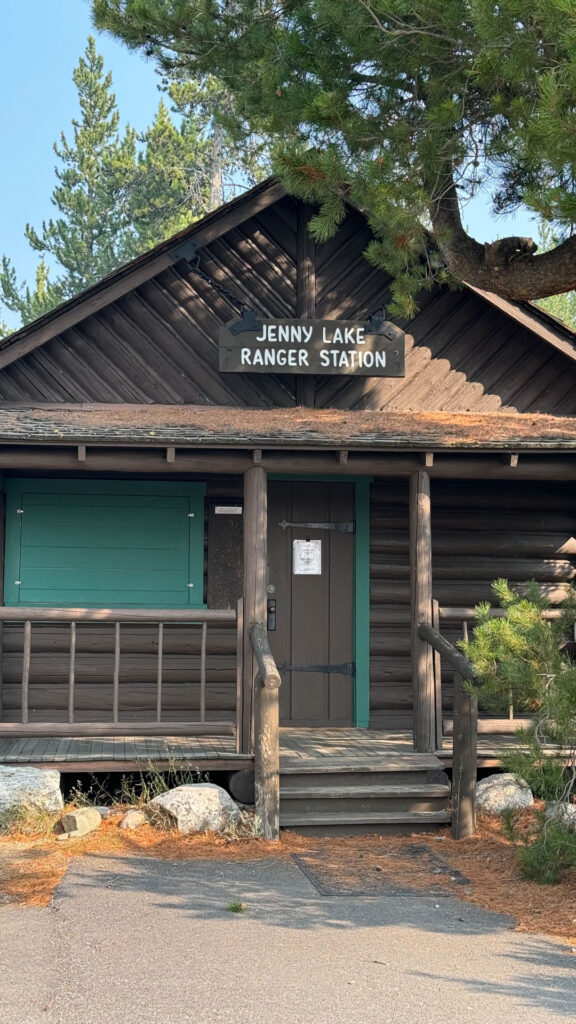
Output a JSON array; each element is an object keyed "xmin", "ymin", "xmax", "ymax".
[{"xmin": 4, "ymin": 480, "xmax": 206, "ymax": 609}]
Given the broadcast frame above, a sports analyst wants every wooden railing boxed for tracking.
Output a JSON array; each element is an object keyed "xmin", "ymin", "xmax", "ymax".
[
  {"xmin": 249, "ymin": 622, "xmax": 282, "ymax": 841},
  {"xmin": 418, "ymin": 622, "xmax": 478, "ymax": 839},
  {"xmin": 0, "ymin": 602, "xmax": 244, "ymax": 746}
]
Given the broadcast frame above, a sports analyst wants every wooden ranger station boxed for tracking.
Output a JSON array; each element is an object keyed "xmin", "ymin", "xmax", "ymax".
[{"xmin": 1, "ymin": 178, "xmax": 576, "ymax": 837}]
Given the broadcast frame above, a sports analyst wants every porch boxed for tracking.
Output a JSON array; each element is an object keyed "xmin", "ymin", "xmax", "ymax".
[{"xmin": 0, "ymin": 726, "xmax": 528, "ymax": 773}]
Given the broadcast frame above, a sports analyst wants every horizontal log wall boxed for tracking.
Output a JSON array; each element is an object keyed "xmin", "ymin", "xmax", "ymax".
[
  {"xmin": 369, "ymin": 478, "xmax": 576, "ymax": 728},
  {"xmin": 370, "ymin": 480, "xmax": 412, "ymax": 728}
]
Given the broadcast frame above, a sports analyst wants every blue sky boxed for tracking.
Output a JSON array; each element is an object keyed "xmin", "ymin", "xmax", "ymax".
[
  {"xmin": 0, "ymin": 0, "xmax": 537, "ymax": 329},
  {"xmin": 0, "ymin": 0, "xmax": 161, "ymax": 325}
]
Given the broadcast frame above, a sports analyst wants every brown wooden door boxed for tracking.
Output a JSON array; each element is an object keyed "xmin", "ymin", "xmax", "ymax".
[{"xmin": 267, "ymin": 481, "xmax": 355, "ymax": 726}]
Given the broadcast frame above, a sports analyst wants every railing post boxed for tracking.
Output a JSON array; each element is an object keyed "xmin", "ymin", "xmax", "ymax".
[
  {"xmin": 243, "ymin": 465, "xmax": 268, "ymax": 752},
  {"xmin": 432, "ymin": 598, "xmax": 442, "ymax": 750},
  {"xmin": 235, "ymin": 598, "xmax": 245, "ymax": 754},
  {"xmin": 200, "ymin": 621, "xmax": 207, "ymax": 722},
  {"xmin": 451, "ymin": 670, "xmax": 478, "ymax": 839},
  {"xmin": 417, "ymin": 622, "xmax": 478, "ymax": 838},
  {"xmin": 68, "ymin": 621, "xmax": 76, "ymax": 724},
  {"xmin": 21, "ymin": 620, "xmax": 31, "ymax": 724},
  {"xmin": 410, "ymin": 469, "xmax": 435, "ymax": 752},
  {"xmin": 250, "ymin": 622, "xmax": 282, "ymax": 841},
  {"xmin": 254, "ymin": 671, "xmax": 280, "ymax": 840}
]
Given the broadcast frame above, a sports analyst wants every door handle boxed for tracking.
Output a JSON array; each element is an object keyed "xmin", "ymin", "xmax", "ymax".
[{"xmin": 267, "ymin": 598, "xmax": 277, "ymax": 631}]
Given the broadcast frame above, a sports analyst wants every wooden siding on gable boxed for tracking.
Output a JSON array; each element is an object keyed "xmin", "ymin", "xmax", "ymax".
[{"xmin": 0, "ymin": 194, "xmax": 575, "ymax": 414}]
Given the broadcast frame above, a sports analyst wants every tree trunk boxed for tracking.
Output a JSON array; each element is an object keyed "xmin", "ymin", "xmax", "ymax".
[
  {"xmin": 429, "ymin": 173, "xmax": 576, "ymax": 301},
  {"xmin": 208, "ymin": 123, "xmax": 225, "ymax": 211}
]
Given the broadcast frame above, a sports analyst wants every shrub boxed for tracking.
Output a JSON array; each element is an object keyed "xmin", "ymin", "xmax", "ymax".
[{"xmin": 462, "ymin": 579, "xmax": 576, "ymax": 883}]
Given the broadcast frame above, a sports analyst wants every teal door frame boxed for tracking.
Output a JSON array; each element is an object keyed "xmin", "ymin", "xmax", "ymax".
[{"xmin": 269, "ymin": 474, "xmax": 371, "ymax": 728}]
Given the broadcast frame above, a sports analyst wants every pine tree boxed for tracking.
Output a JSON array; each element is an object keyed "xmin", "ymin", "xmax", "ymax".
[
  {"xmin": 93, "ymin": 0, "xmax": 576, "ymax": 314},
  {"xmin": 0, "ymin": 36, "xmax": 138, "ymax": 323},
  {"xmin": 122, "ymin": 76, "xmax": 269, "ymax": 250},
  {"xmin": 122, "ymin": 97, "xmax": 210, "ymax": 251},
  {"xmin": 535, "ymin": 224, "xmax": 576, "ymax": 330},
  {"xmin": 1, "ymin": 40, "xmax": 269, "ymax": 335}
]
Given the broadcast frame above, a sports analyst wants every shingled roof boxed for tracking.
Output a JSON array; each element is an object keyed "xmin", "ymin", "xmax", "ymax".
[{"xmin": 2, "ymin": 405, "xmax": 576, "ymax": 450}]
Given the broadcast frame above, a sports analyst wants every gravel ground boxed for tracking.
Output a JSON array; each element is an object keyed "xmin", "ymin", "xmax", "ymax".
[{"xmin": 1, "ymin": 854, "xmax": 575, "ymax": 1024}]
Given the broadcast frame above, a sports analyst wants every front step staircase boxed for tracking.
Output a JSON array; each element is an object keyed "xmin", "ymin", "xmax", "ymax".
[{"xmin": 279, "ymin": 753, "xmax": 451, "ymax": 835}]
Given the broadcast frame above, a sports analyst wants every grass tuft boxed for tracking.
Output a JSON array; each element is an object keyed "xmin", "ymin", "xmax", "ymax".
[
  {"xmin": 226, "ymin": 901, "xmax": 247, "ymax": 914},
  {"xmin": 0, "ymin": 805, "xmax": 60, "ymax": 838}
]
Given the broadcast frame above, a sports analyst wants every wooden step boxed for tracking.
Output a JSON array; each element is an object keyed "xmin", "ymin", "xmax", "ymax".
[
  {"xmin": 280, "ymin": 783, "xmax": 450, "ymax": 799},
  {"xmin": 280, "ymin": 808, "xmax": 451, "ymax": 835},
  {"xmin": 280, "ymin": 754, "xmax": 444, "ymax": 774}
]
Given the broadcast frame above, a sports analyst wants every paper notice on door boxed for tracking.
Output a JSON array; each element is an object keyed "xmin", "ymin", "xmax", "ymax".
[{"xmin": 293, "ymin": 538, "xmax": 322, "ymax": 575}]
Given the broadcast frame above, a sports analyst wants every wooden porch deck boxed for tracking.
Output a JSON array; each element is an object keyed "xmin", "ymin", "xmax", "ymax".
[{"xmin": 0, "ymin": 726, "xmax": 524, "ymax": 772}]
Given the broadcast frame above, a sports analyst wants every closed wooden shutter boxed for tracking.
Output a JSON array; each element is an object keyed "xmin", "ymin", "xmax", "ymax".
[{"xmin": 4, "ymin": 480, "xmax": 205, "ymax": 608}]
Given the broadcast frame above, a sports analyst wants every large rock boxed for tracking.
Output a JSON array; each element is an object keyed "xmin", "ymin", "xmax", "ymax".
[
  {"xmin": 0, "ymin": 765, "xmax": 63, "ymax": 816},
  {"xmin": 476, "ymin": 773, "xmax": 534, "ymax": 814},
  {"xmin": 544, "ymin": 802, "xmax": 576, "ymax": 830},
  {"xmin": 147, "ymin": 783, "xmax": 241, "ymax": 834}
]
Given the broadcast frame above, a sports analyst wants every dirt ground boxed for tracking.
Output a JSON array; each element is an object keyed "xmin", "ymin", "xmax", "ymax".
[{"xmin": 1, "ymin": 807, "xmax": 575, "ymax": 948}]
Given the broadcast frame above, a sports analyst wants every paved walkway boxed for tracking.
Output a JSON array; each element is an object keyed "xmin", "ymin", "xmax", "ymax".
[{"xmin": 1, "ymin": 855, "xmax": 575, "ymax": 1023}]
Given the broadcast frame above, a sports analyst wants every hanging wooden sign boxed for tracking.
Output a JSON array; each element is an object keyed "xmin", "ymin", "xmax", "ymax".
[{"xmin": 218, "ymin": 315, "xmax": 406, "ymax": 376}]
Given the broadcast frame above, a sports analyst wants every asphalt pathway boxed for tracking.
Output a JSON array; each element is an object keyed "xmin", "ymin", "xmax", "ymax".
[{"xmin": 1, "ymin": 854, "xmax": 575, "ymax": 1024}]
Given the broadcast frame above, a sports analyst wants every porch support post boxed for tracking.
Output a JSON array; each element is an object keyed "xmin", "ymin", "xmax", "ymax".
[
  {"xmin": 242, "ymin": 465, "xmax": 268, "ymax": 754},
  {"xmin": 410, "ymin": 469, "xmax": 435, "ymax": 752}
]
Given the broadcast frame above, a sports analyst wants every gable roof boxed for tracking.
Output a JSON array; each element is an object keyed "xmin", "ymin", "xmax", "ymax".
[
  {"xmin": 1, "ymin": 178, "xmax": 573, "ymax": 413},
  {"xmin": 466, "ymin": 286, "xmax": 576, "ymax": 365},
  {"xmin": 0, "ymin": 177, "xmax": 286, "ymax": 373}
]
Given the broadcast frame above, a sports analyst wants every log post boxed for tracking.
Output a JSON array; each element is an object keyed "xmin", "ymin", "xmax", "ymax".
[
  {"xmin": 254, "ymin": 672, "xmax": 280, "ymax": 839},
  {"xmin": 250, "ymin": 624, "xmax": 282, "ymax": 840},
  {"xmin": 242, "ymin": 465, "xmax": 268, "ymax": 752},
  {"xmin": 451, "ymin": 671, "xmax": 478, "ymax": 839},
  {"xmin": 410, "ymin": 470, "xmax": 435, "ymax": 751}
]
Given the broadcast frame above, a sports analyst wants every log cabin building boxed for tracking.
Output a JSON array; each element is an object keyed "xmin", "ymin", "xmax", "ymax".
[{"xmin": 1, "ymin": 177, "xmax": 576, "ymax": 834}]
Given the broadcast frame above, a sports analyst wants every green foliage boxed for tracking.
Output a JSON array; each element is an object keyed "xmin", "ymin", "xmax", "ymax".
[
  {"xmin": 115, "ymin": 761, "xmax": 207, "ymax": 806},
  {"xmin": 460, "ymin": 579, "xmax": 571, "ymax": 719},
  {"xmin": 504, "ymin": 741, "xmax": 568, "ymax": 801},
  {"xmin": 0, "ymin": 805, "xmax": 60, "ymax": 837},
  {"xmin": 0, "ymin": 37, "xmax": 269, "ymax": 330},
  {"xmin": 464, "ymin": 578, "xmax": 576, "ymax": 883},
  {"xmin": 69, "ymin": 760, "xmax": 207, "ymax": 809},
  {"xmin": 517, "ymin": 816, "xmax": 576, "ymax": 885},
  {"xmin": 93, "ymin": 0, "xmax": 576, "ymax": 312},
  {"xmin": 226, "ymin": 901, "xmax": 248, "ymax": 913},
  {"xmin": 535, "ymin": 222, "xmax": 576, "ymax": 328}
]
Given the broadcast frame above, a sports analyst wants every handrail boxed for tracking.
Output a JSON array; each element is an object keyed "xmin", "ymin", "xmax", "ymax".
[
  {"xmin": 0, "ymin": 607, "xmax": 236, "ymax": 623},
  {"xmin": 249, "ymin": 622, "xmax": 282, "ymax": 689},
  {"xmin": 417, "ymin": 623, "xmax": 477, "ymax": 683},
  {"xmin": 419, "ymin": 620, "xmax": 478, "ymax": 841}
]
